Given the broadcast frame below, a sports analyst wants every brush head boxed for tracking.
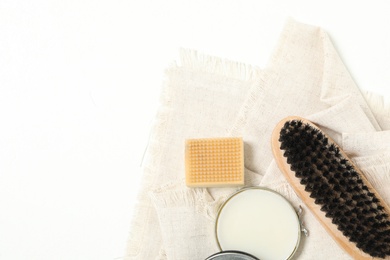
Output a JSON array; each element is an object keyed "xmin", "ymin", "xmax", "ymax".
[{"xmin": 272, "ymin": 116, "xmax": 390, "ymax": 259}]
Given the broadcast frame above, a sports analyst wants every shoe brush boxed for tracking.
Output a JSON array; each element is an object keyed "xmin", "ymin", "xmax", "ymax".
[{"xmin": 271, "ymin": 116, "xmax": 390, "ymax": 259}]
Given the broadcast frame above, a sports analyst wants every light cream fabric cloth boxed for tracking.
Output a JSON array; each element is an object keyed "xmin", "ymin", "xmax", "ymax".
[
  {"xmin": 126, "ymin": 51, "xmax": 260, "ymax": 259},
  {"xmin": 125, "ymin": 19, "xmax": 390, "ymax": 260}
]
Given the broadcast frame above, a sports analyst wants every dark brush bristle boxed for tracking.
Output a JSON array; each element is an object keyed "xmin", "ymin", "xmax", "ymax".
[{"xmin": 279, "ymin": 120, "xmax": 390, "ymax": 258}]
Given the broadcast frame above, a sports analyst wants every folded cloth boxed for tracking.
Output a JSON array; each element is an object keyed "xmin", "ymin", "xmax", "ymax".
[
  {"xmin": 229, "ymin": 18, "xmax": 380, "ymax": 177},
  {"xmin": 362, "ymin": 91, "xmax": 390, "ymax": 130},
  {"xmin": 125, "ymin": 51, "xmax": 261, "ymax": 259},
  {"xmin": 125, "ymin": 19, "xmax": 390, "ymax": 260}
]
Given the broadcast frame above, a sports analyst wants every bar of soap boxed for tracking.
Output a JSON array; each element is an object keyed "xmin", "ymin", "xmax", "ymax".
[{"xmin": 185, "ymin": 137, "xmax": 244, "ymax": 187}]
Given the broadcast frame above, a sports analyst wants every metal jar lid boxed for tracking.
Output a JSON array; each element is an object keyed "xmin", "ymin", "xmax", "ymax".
[{"xmin": 205, "ymin": 250, "xmax": 259, "ymax": 260}]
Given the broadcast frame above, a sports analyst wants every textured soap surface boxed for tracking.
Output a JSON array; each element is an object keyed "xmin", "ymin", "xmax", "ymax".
[{"xmin": 185, "ymin": 137, "xmax": 244, "ymax": 187}]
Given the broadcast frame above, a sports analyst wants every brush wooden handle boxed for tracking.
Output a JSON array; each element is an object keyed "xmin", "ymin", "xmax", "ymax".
[{"xmin": 271, "ymin": 116, "xmax": 390, "ymax": 260}]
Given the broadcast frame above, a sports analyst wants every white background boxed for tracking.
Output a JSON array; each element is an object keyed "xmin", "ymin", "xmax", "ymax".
[{"xmin": 1, "ymin": 1, "xmax": 389, "ymax": 260}]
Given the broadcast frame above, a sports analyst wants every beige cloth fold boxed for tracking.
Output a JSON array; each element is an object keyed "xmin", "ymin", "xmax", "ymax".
[
  {"xmin": 125, "ymin": 19, "xmax": 390, "ymax": 260},
  {"xmin": 126, "ymin": 51, "xmax": 260, "ymax": 259},
  {"xmin": 230, "ymin": 19, "xmax": 380, "ymax": 177}
]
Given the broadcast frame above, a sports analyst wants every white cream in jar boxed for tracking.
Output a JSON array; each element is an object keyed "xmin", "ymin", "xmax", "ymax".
[{"xmin": 215, "ymin": 187, "xmax": 301, "ymax": 260}]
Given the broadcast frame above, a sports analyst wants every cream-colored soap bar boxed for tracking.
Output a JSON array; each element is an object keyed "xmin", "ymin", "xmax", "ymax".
[{"xmin": 185, "ymin": 137, "xmax": 244, "ymax": 187}]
